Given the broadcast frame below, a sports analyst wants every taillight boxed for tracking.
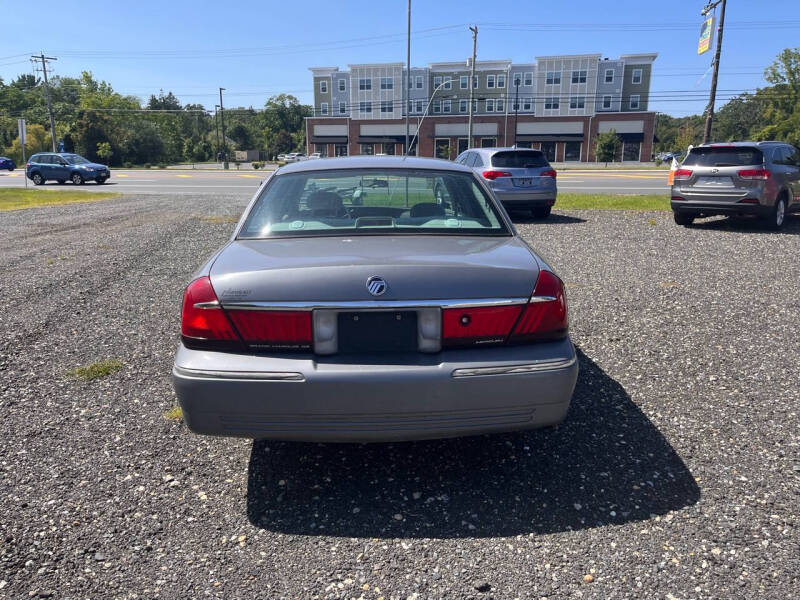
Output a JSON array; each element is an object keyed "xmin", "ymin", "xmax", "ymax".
[
  {"xmin": 442, "ymin": 305, "xmax": 523, "ymax": 348},
  {"xmin": 541, "ymin": 169, "xmax": 557, "ymax": 179},
  {"xmin": 673, "ymin": 169, "xmax": 693, "ymax": 180},
  {"xmin": 671, "ymin": 196, "xmax": 686, "ymax": 202},
  {"xmin": 482, "ymin": 170, "xmax": 512, "ymax": 180},
  {"xmin": 227, "ymin": 310, "xmax": 312, "ymax": 351},
  {"xmin": 737, "ymin": 168, "xmax": 770, "ymax": 180},
  {"xmin": 181, "ymin": 276, "xmax": 243, "ymax": 351},
  {"xmin": 509, "ymin": 271, "xmax": 568, "ymax": 343}
]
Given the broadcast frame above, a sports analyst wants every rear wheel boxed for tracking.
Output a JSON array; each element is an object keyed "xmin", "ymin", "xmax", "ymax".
[
  {"xmin": 31, "ymin": 172, "xmax": 44, "ymax": 185},
  {"xmin": 71, "ymin": 172, "xmax": 84, "ymax": 185},
  {"xmin": 673, "ymin": 212, "xmax": 694, "ymax": 227},
  {"xmin": 532, "ymin": 206, "xmax": 551, "ymax": 219},
  {"xmin": 763, "ymin": 196, "xmax": 786, "ymax": 230}
]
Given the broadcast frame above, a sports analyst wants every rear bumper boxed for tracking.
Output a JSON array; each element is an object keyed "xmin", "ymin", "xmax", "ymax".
[
  {"xmin": 671, "ymin": 200, "xmax": 767, "ymax": 217},
  {"xmin": 172, "ymin": 339, "xmax": 578, "ymax": 442},
  {"xmin": 494, "ymin": 189, "xmax": 557, "ymax": 207}
]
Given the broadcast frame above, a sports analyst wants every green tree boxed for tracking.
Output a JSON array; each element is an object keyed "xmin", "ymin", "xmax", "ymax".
[
  {"xmin": 594, "ymin": 130, "xmax": 621, "ymax": 165},
  {"xmin": 96, "ymin": 141, "xmax": 113, "ymax": 162},
  {"xmin": 754, "ymin": 47, "xmax": 800, "ymax": 145}
]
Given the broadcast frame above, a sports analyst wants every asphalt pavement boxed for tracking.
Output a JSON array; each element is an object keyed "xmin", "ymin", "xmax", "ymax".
[
  {"xmin": 1, "ymin": 194, "xmax": 797, "ymax": 598},
  {"xmin": 0, "ymin": 167, "xmax": 669, "ymax": 196}
]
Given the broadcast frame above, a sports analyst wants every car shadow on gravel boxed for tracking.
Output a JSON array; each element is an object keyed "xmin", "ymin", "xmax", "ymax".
[
  {"xmin": 690, "ymin": 214, "xmax": 800, "ymax": 234},
  {"xmin": 246, "ymin": 349, "xmax": 699, "ymax": 538},
  {"xmin": 509, "ymin": 212, "xmax": 586, "ymax": 225}
]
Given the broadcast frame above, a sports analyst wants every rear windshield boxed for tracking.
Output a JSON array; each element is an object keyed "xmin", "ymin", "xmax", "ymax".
[
  {"xmin": 238, "ymin": 169, "xmax": 509, "ymax": 239},
  {"xmin": 491, "ymin": 150, "xmax": 549, "ymax": 169},
  {"xmin": 682, "ymin": 147, "xmax": 763, "ymax": 167}
]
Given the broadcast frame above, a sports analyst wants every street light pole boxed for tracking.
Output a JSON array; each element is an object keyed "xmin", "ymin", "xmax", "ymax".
[
  {"xmin": 405, "ymin": 0, "xmax": 411, "ymax": 156},
  {"xmin": 404, "ymin": 80, "xmax": 448, "ymax": 160},
  {"xmin": 701, "ymin": 0, "xmax": 727, "ymax": 144},
  {"xmin": 513, "ymin": 77, "xmax": 520, "ymax": 147},
  {"xmin": 219, "ymin": 87, "xmax": 228, "ymax": 169},
  {"xmin": 214, "ymin": 104, "xmax": 220, "ymax": 164},
  {"xmin": 467, "ymin": 26, "xmax": 478, "ymax": 149}
]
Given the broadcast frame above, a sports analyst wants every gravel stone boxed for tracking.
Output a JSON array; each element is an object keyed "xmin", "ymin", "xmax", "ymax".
[{"xmin": 1, "ymin": 198, "xmax": 799, "ymax": 599}]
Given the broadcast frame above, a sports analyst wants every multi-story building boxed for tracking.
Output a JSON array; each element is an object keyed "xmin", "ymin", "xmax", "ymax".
[{"xmin": 306, "ymin": 52, "xmax": 657, "ymax": 162}]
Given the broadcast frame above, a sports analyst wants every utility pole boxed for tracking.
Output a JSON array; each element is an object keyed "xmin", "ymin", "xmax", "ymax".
[
  {"xmin": 701, "ymin": 0, "xmax": 726, "ymax": 144},
  {"xmin": 219, "ymin": 88, "xmax": 228, "ymax": 169},
  {"xmin": 214, "ymin": 105, "xmax": 221, "ymax": 163},
  {"xmin": 31, "ymin": 53, "xmax": 58, "ymax": 152},
  {"xmin": 513, "ymin": 76, "xmax": 520, "ymax": 147},
  {"xmin": 467, "ymin": 26, "xmax": 478, "ymax": 149},
  {"xmin": 405, "ymin": 0, "xmax": 411, "ymax": 155}
]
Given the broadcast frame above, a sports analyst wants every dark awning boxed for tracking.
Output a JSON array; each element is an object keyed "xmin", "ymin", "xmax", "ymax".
[
  {"xmin": 617, "ymin": 133, "xmax": 644, "ymax": 142},
  {"xmin": 310, "ymin": 136, "xmax": 348, "ymax": 143},
  {"xmin": 515, "ymin": 134, "xmax": 584, "ymax": 143},
  {"xmin": 357, "ymin": 135, "xmax": 407, "ymax": 143}
]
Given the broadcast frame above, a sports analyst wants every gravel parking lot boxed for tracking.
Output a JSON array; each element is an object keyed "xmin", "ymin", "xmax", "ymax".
[{"xmin": 1, "ymin": 195, "xmax": 798, "ymax": 599}]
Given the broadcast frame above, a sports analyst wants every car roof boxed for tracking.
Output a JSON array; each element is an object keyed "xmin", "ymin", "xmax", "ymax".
[
  {"xmin": 277, "ymin": 155, "xmax": 473, "ymax": 174},
  {"xmin": 695, "ymin": 141, "xmax": 785, "ymax": 148}
]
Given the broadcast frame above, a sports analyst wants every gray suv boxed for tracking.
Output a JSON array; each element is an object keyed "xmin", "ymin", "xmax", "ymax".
[
  {"xmin": 455, "ymin": 147, "xmax": 557, "ymax": 218},
  {"xmin": 670, "ymin": 141, "xmax": 800, "ymax": 229}
]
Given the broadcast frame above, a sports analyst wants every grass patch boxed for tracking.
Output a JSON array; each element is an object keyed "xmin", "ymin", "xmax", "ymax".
[
  {"xmin": 68, "ymin": 359, "xmax": 123, "ymax": 381},
  {"xmin": 200, "ymin": 215, "xmax": 239, "ymax": 224},
  {"xmin": 0, "ymin": 189, "xmax": 120, "ymax": 212},
  {"xmin": 164, "ymin": 406, "xmax": 184, "ymax": 422},
  {"xmin": 556, "ymin": 193, "xmax": 669, "ymax": 211}
]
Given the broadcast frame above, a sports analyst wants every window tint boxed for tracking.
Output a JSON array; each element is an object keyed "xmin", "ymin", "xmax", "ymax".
[
  {"xmin": 239, "ymin": 169, "xmax": 509, "ymax": 238},
  {"xmin": 682, "ymin": 147, "xmax": 764, "ymax": 167},
  {"xmin": 36, "ymin": 155, "xmax": 51, "ymax": 164},
  {"xmin": 491, "ymin": 150, "xmax": 548, "ymax": 168},
  {"xmin": 473, "ymin": 153, "xmax": 485, "ymax": 167},
  {"xmin": 785, "ymin": 146, "xmax": 800, "ymax": 166}
]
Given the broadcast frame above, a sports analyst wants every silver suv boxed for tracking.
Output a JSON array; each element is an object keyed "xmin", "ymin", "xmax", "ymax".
[
  {"xmin": 671, "ymin": 141, "xmax": 800, "ymax": 229},
  {"xmin": 455, "ymin": 147, "xmax": 557, "ymax": 218}
]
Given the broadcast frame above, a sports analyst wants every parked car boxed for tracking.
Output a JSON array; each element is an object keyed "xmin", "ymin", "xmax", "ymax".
[
  {"xmin": 455, "ymin": 147, "xmax": 557, "ymax": 218},
  {"xmin": 276, "ymin": 154, "xmax": 287, "ymax": 162},
  {"xmin": 173, "ymin": 156, "xmax": 578, "ymax": 442},
  {"xmin": 0, "ymin": 156, "xmax": 16, "ymax": 171},
  {"xmin": 283, "ymin": 152, "xmax": 307, "ymax": 163},
  {"xmin": 671, "ymin": 141, "xmax": 800, "ymax": 229},
  {"xmin": 26, "ymin": 152, "xmax": 110, "ymax": 185},
  {"xmin": 308, "ymin": 152, "xmax": 323, "ymax": 160}
]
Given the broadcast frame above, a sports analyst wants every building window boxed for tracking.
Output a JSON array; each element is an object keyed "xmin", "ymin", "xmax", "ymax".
[
  {"xmin": 435, "ymin": 138, "xmax": 450, "ymax": 160},
  {"xmin": 320, "ymin": 102, "xmax": 328, "ymax": 115},
  {"xmin": 546, "ymin": 71, "xmax": 561, "ymax": 85},
  {"xmin": 630, "ymin": 94, "xmax": 640, "ymax": 110},
  {"xmin": 564, "ymin": 142, "xmax": 581, "ymax": 161},
  {"xmin": 497, "ymin": 73, "xmax": 506, "ymax": 88},
  {"xmin": 459, "ymin": 99, "xmax": 468, "ymax": 113},
  {"xmin": 486, "ymin": 98, "xmax": 495, "ymax": 112},
  {"xmin": 432, "ymin": 99, "xmax": 441, "ymax": 114},
  {"xmin": 632, "ymin": 69, "xmax": 642, "ymax": 84},
  {"xmin": 314, "ymin": 144, "xmax": 328, "ymax": 157},
  {"xmin": 604, "ymin": 69, "xmax": 614, "ymax": 83},
  {"xmin": 359, "ymin": 78, "xmax": 372, "ymax": 91},
  {"xmin": 339, "ymin": 101, "xmax": 347, "ymax": 114},
  {"xmin": 442, "ymin": 99, "xmax": 451, "ymax": 113},
  {"xmin": 381, "ymin": 100, "xmax": 393, "ymax": 113},
  {"xmin": 444, "ymin": 77, "xmax": 452, "ymax": 90},
  {"xmin": 338, "ymin": 79, "xmax": 346, "ymax": 92},
  {"xmin": 513, "ymin": 72, "xmax": 522, "ymax": 87},
  {"xmin": 602, "ymin": 95, "xmax": 612, "ymax": 109},
  {"xmin": 320, "ymin": 80, "xmax": 327, "ymax": 93},
  {"xmin": 415, "ymin": 99, "xmax": 423, "ymax": 113},
  {"xmin": 473, "ymin": 75, "xmax": 478, "ymax": 89},
  {"xmin": 623, "ymin": 141, "xmax": 641, "ymax": 161},
  {"xmin": 380, "ymin": 77, "xmax": 393, "ymax": 90},
  {"xmin": 545, "ymin": 97, "xmax": 559, "ymax": 110},
  {"xmin": 496, "ymin": 98, "xmax": 505, "ymax": 112},
  {"xmin": 360, "ymin": 143, "xmax": 374, "ymax": 155},
  {"xmin": 487, "ymin": 74, "xmax": 495, "ymax": 88},
  {"xmin": 460, "ymin": 75, "xmax": 468, "ymax": 89},
  {"xmin": 415, "ymin": 75, "xmax": 423, "ymax": 88},
  {"xmin": 513, "ymin": 98, "xmax": 519, "ymax": 110},
  {"xmin": 571, "ymin": 70, "xmax": 587, "ymax": 84},
  {"xmin": 408, "ymin": 100, "xmax": 413, "ymax": 114},
  {"xmin": 480, "ymin": 137, "xmax": 496, "ymax": 148},
  {"xmin": 473, "ymin": 99, "xmax": 478, "ymax": 113},
  {"xmin": 334, "ymin": 143, "xmax": 347, "ymax": 157},
  {"xmin": 569, "ymin": 96, "xmax": 585, "ymax": 109},
  {"xmin": 523, "ymin": 72, "xmax": 533, "ymax": 86},
  {"xmin": 523, "ymin": 98, "xmax": 532, "ymax": 111},
  {"xmin": 433, "ymin": 76, "xmax": 442, "ymax": 88},
  {"xmin": 359, "ymin": 101, "xmax": 372, "ymax": 113}
]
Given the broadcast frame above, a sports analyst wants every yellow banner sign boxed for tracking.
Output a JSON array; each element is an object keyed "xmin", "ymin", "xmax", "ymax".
[{"xmin": 698, "ymin": 16, "xmax": 714, "ymax": 55}]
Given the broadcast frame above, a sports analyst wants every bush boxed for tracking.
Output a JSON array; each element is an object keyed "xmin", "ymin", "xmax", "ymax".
[
  {"xmin": 123, "ymin": 162, "xmax": 133, "ymax": 169},
  {"xmin": 144, "ymin": 163, "xmax": 152, "ymax": 169},
  {"xmin": 252, "ymin": 161, "xmax": 262, "ymax": 170},
  {"xmin": 158, "ymin": 163, "xmax": 167, "ymax": 169}
]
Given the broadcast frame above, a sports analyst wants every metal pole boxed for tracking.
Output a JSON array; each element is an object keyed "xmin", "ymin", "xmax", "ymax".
[
  {"xmin": 467, "ymin": 26, "xmax": 478, "ymax": 149},
  {"xmin": 513, "ymin": 78, "xmax": 520, "ymax": 147},
  {"xmin": 219, "ymin": 88, "xmax": 228, "ymax": 169},
  {"xmin": 32, "ymin": 53, "xmax": 58, "ymax": 152},
  {"xmin": 405, "ymin": 0, "xmax": 411, "ymax": 156},
  {"xmin": 702, "ymin": 0, "xmax": 726, "ymax": 144},
  {"xmin": 214, "ymin": 105, "xmax": 220, "ymax": 164}
]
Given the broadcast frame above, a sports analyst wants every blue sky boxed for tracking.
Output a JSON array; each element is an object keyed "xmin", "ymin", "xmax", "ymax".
[{"xmin": 1, "ymin": 0, "xmax": 799, "ymax": 116}]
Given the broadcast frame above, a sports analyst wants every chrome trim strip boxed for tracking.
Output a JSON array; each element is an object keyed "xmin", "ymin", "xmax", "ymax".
[
  {"xmin": 194, "ymin": 301, "xmax": 220, "ymax": 309},
  {"xmin": 222, "ymin": 297, "xmax": 530, "ymax": 311},
  {"xmin": 451, "ymin": 355, "xmax": 577, "ymax": 378},
  {"xmin": 173, "ymin": 365, "xmax": 304, "ymax": 381}
]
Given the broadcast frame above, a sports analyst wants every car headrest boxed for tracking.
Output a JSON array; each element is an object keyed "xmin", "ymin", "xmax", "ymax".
[
  {"xmin": 410, "ymin": 202, "xmax": 446, "ymax": 218},
  {"xmin": 307, "ymin": 191, "xmax": 345, "ymax": 216}
]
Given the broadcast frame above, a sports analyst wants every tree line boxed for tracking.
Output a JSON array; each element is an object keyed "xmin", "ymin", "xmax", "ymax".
[{"xmin": 0, "ymin": 71, "xmax": 311, "ymax": 166}]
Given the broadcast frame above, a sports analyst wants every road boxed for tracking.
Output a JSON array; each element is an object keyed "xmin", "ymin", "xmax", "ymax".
[
  {"xmin": 0, "ymin": 168, "xmax": 670, "ymax": 196},
  {"xmin": 1, "ymin": 194, "xmax": 798, "ymax": 598}
]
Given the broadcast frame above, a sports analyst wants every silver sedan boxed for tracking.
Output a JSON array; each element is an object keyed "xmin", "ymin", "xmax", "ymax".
[{"xmin": 173, "ymin": 156, "xmax": 578, "ymax": 442}]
